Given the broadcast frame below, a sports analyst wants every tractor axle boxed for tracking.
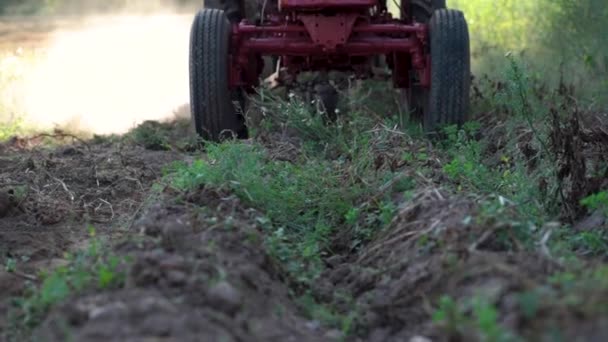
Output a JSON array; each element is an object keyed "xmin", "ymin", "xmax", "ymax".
[{"xmin": 229, "ymin": 14, "xmax": 430, "ymax": 89}]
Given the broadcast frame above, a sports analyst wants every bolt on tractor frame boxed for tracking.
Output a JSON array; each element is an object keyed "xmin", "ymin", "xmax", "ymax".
[{"xmin": 190, "ymin": 0, "xmax": 470, "ymax": 141}]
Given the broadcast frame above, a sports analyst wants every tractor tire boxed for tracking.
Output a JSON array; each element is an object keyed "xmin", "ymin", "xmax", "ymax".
[
  {"xmin": 404, "ymin": 0, "xmax": 446, "ymax": 121},
  {"xmin": 203, "ymin": 0, "xmax": 222, "ymax": 9},
  {"xmin": 189, "ymin": 9, "xmax": 247, "ymax": 141},
  {"xmin": 409, "ymin": 0, "xmax": 446, "ymax": 23},
  {"xmin": 424, "ymin": 9, "xmax": 470, "ymax": 134},
  {"xmin": 213, "ymin": 0, "xmax": 276, "ymax": 81},
  {"xmin": 220, "ymin": 0, "xmax": 245, "ymax": 23}
]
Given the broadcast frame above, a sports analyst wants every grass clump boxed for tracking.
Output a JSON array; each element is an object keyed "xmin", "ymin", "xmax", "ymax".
[
  {"xmin": 1, "ymin": 49, "xmax": 50, "ymax": 141},
  {"xmin": 164, "ymin": 91, "xmax": 419, "ymax": 337},
  {"xmin": 125, "ymin": 119, "xmax": 199, "ymax": 151},
  {"xmin": 581, "ymin": 191, "xmax": 608, "ymax": 216},
  {"xmin": 170, "ymin": 141, "xmax": 366, "ymax": 281},
  {"xmin": 168, "ymin": 91, "xmax": 415, "ymax": 283},
  {"xmin": 297, "ymin": 292, "xmax": 358, "ymax": 337},
  {"xmin": 439, "ymin": 55, "xmax": 608, "ymax": 258},
  {"xmin": 436, "ymin": 266, "xmax": 608, "ymax": 341},
  {"xmin": 0, "ymin": 118, "xmax": 26, "ymax": 142},
  {"xmin": 441, "ymin": 57, "xmax": 558, "ymax": 220},
  {"xmin": 8, "ymin": 227, "xmax": 128, "ymax": 339},
  {"xmin": 433, "ymin": 295, "xmax": 520, "ymax": 342}
]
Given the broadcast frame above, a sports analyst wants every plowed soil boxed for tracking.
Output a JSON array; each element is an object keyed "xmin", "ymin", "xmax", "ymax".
[
  {"xmin": 0, "ymin": 134, "xmax": 184, "ymax": 336},
  {"xmin": 2, "ymin": 118, "xmax": 606, "ymax": 342},
  {"xmin": 0, "ymin": 125, "xmax": 335, "ymax": 341},
  {"xmin": 35, "ymin": 187, "xmax": 333, "ymax": 341},
  {"xmin": 3, "ymin": 15, "xmax": 608, "ymax": 342}
]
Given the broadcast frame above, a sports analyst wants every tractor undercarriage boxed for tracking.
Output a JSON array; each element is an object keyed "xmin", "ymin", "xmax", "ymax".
[
  {"xmin": 231, "ymin": 12, "xmax": 430, "ymax": 90},
  {"xmin": 190, "ymin": 0, "xmax": 470, "ymax": 141}
]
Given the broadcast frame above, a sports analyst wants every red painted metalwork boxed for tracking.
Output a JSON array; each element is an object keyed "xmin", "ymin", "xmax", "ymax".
[
  {"xmin": 228, "ymin": 0, "xmax": 431, "ymax": 91},
  {"xmin": 279, "ymin": 0, "xmax": 377, "ymax": 10},
  {"xmin": 299, "ymin": 14, "xmax": 358, "ymax": 51},
  {"xmin": 243, "ymin": 38, "xmax": 419, "ymax": 54}
]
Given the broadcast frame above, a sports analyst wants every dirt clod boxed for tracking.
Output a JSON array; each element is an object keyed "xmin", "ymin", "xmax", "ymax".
[
  {"xmin": 207, "ymin": 281, "xmax": 243, "ymax": 316},
  {"xmin": 0, "ymin": 127, "xmax": 186, "ymax": 337},
  {"xmin": 0, "ymin": 190, "xmax": 11, "ymax": 218}
]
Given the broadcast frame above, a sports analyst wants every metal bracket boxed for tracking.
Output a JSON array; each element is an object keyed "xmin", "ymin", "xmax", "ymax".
[{"xmin": 299, "ymin": 14, "xmax": 358, "ymax": 52}]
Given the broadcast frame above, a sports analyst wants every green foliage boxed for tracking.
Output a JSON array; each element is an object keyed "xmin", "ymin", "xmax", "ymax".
[
  {"xmin": 0, "ymin": 48, "xmax": 48, "ymax": 138},
  {"xmin": 441, "ymin": 122, "xmax": 494, "ymax": 192},
  {"xmin": 565, "ymin": 230, "xmax": 608, "ymax": 257},
  {"xmin": 0, "ymin": 118, "xmax": 25, "ymax": 142},
  {"xmin": 10, "ymin": 228, "xmax": 128, "ymax": 335},
  {"xmin": 124, "ymin": 119, "xmax": 198, "ymax": 151},
  {"xmin": 449, "ymin": 0, "xmax": 608, "ymax": 103},
  {"xmin": 169, "ymin": 92, "xmax": 413, "ymax": 283},
  {"xmin": 474, "ymin": 197, "xmax": 537, "ymax": 250},
  {"xmin": 433, "ymin": 295, "xmax": 519, "ymax": 342},
  {"xmin": 1, "ymin": 51, "xmax": 30, "ymax": 138},
  {"xmin": 523, "ymin": 266, "xmax": 608, "ymax": 320},
  {"xmin": 581, "ymin": 191, "xmax": 608, "ymax": 216},
  {"xmin": 171, "ymin": 142, "xmax": 356, "ymax": 230},
  {"xmin": 4, "ymin": 258, "xmax": 17, "ymax": 273},
  {"xmin": 253, "ymin": 88, "xmax": 376, "ymax": 158},
  {"xmin": 433, "ymin": 295, "xmax": 467, "ymax": 333},
  {"xmin": 434, "ymin": 265, "xmax": 608, "ymax": 341},
  {"xmin": 39, "ymin": 272, "xmax": 70, "ymax": 306},
  {"xmin": 471, "ymin": 297, "xmax": 515, "ymax": 342},
  {"xmin": 449, "ymin": 0, "xmax": 544, "ymax": 56},
  {"xmin": 517, "ymin": 290, "xmax": 540, "ymax": 319},
  {"xmin": 162, "ymin": 93, "xmax": 417, "ymax": 338},
  {"xmin": 169, "ymin": 137, "xmax": 401, "ymax": 281},
  {"xmin": 441, "ymin": 55, "xmax": 608, "ymax": 262},
  {"xmin": 440, "ymin": 56, "xmax": 574, "ymax": 225},
  {"xmin": 297, "ymin": 292, "xmax": 357, "ymax": 336},
  {"xmin": 549, "ymin": 224, "xmax": 608, "ymax": 260},
  {"xmin": 441, "ymin": 121, "xmax": 546, "ymax": 224},
  {"xmin": 543, "ymin": 0, "xmax": 608, "ymax": 71},
  {"xmin": 128, "ymin": 121, "xmax": 172, "ymax": 150},
  {"xmin": 178, "ymin": 84, "xmax": 415, "ymax": 267}
]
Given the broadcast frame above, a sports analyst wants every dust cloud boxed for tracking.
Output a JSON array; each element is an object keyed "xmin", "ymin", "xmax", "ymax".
[{"xmin": 22, "ymin": 14, "xmax": 192, "ymax": 134}]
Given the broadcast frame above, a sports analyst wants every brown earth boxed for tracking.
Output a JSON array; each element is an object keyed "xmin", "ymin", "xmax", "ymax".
[
  {"xmin": 0, "ymin": 132, "xmax": 185, "ymax": 336},
  {"xmin": 2, "ymin": 16, "xmax": 608, "ymax": 342},
  {"xmin": 2, "ymin": 117, "xmax": 608, "ymax": 342},
  {"xmin": 320, "ymin": 188, "xmax": 561, "ymax": 341},
  {"xmin": 0, "ymin": 17, "xmax": 341, "ymax": 341},
  {"xmin": 33, "ymin": 187, "xmax": 334, "ymax": 341},
  {"xmin": 0, "ymin": 121, "xmax": 337, "ymax": 342}
]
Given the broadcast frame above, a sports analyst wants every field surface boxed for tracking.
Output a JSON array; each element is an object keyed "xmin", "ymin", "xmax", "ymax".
[{"xmin": 2, "ymin": 14, "xmax": 608, "ymax": 342}]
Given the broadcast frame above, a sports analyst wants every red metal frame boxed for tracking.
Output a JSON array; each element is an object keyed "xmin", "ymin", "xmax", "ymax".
[
  {"xmin": 279, "ymin": 0, "xmax": 377, "ymax": 10},
  {"xmin": 228, "ymin": 0, "xmax": 430, "ymax": 91}
]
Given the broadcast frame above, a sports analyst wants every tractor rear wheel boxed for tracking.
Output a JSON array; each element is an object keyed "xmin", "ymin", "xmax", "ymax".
[
  {"xmin": 189, "ymin": 9, "xmax": 247, "ymax": 141},
  {"xmin": 211, "ymin": 0, "xmax": 276, "ymax": 81},
  {"xmin": 404, "ymin": 0, "xmax": 446, "ymax": 121},
  {"xmin": 409, "ymin": 0, "xmax": 446, "ymax": 22},
  {"xmin": 424, "ymin": 9, "xmax": 470, "ymax": 134}
]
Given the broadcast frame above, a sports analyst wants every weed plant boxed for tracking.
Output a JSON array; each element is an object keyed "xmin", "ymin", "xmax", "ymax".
[
  {"xmin": 7, "ymin": 228, "xmax": 128, "ymax": 340},
  {"xmin": 169, "ymin": 88, "xmax": 412, "ymax": 283}
]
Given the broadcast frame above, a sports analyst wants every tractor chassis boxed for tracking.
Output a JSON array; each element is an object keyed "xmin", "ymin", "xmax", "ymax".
[
  {"xmin": 189, "ymin": 0, "xmax": 470, "ymax": 141},
  {"xmin": 228, "ymin": 6, "xmax": 430, "ymax": 91}
]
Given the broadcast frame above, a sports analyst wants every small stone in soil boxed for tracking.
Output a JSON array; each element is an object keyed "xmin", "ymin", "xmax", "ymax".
[
  {"xmin": 207, "ymin": 281, "xmax": 243, "ymax": 316},
  {"xmin": 166, "ymin": 270, "xmax": 187, "ymax": 287}
]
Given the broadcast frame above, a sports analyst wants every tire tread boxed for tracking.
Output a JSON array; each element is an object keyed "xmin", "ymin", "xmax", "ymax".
[
  {"xmin": 189, "ymin": 9, "xmax": 245, "ymax": 141},
  {"xmin": 425, "ymin": 9, "xmax": 470, "ymax": 133}
]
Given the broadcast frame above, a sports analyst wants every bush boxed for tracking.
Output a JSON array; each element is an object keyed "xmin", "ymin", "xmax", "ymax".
[{"xmin": 449, "ymin": 0, "xmax": 608, "ymax": 103}]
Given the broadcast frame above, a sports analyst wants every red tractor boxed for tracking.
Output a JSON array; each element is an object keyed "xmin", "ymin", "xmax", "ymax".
[{"xmin": 189, "ymin": 0, "xmax": 470, "ymax": 141}]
